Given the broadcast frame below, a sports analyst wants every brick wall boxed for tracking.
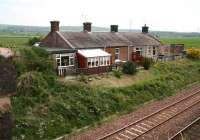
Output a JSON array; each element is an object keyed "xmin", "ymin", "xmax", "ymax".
[{"xmin": 105, "ymin": 46, "xmax": 132, "ymax": 64}]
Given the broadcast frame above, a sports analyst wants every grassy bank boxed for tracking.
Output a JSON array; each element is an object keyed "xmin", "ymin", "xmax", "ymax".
[{"xmin": 10, "ymin": 47, "xmax": 200, "ymax": 140}]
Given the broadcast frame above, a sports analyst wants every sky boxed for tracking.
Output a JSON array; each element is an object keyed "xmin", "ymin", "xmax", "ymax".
[{"xmin": 0, "ymin": 0, "xmax": 200, "ymax": 32}]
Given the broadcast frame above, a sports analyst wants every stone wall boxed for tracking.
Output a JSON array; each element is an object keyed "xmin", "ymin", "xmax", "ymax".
[
  {"xmin": 0, "ymin": 112, "xmax": 13, "ymax": 140},
  {"xmin": 0, "ymin": 50, "xmax": 16, "ymax": 140}
]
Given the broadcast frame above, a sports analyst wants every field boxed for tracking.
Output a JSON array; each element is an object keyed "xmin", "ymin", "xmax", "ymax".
[
  {"xmin": 1, "ymin": 36, "xmax": 200, "ymax": 49},
  {"xmin": 0, "ymin": 36, "xmax": 29, "ymax": 47},
  {"xmin": 161, "ymin": 37, "xmax": 200, "ymax": 48}
]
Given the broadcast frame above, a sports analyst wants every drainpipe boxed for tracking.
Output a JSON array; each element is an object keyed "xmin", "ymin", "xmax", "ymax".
[{"xmin": 128, "ymin": 46, "xmax": 130, "ymax": 61}]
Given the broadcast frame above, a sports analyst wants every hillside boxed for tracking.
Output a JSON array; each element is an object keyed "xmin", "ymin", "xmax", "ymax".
[{"xmin": 0, "ymin": 24, "xmax": 200, "ymax": 38}]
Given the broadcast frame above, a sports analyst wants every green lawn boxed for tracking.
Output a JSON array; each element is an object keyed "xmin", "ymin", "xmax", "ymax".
[{"xmin": 161, "ymin": 37, "xmax": 200, "ymax": 48}]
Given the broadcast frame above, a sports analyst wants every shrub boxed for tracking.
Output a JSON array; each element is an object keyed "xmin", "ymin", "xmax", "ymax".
[
  {"xmin": 187, "ymin": 48, "xmax": 200, "ymax": 59},
  {"xmin": 142, "ymin": 57, "xmax": 153, "ymax": 70},
  {"xmin": 122, "ymin": 61, "xmax": 137, "ymax": 75},
  {"xmin": 113, "ymin": 69, "xmax": 122, "ymax": 78},
  {"xmin": 28, "ymin": 37, "xmax": 42, "ymax": 46},
  {"xmin": 14, "ymin": 47, "xmax": 54, "ymax": 74}
]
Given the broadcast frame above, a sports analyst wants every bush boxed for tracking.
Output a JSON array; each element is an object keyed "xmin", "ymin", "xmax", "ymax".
[
  {"xmin": 187, "ymin": 48, "xmax": 200, "ymax": 59},
  {"xmin": 113, "ymin": 70, "xmax": 122, "ymax": 78},
  {"xmin": 14, "ymin": 47, "xmax": 54, "ymax": 74},
  {"xmin": 122, "ymin": 61, "xmax": 137, "ymax": 75},
  {"xmin": 143, "ymin": 57, "xmax": 153, "ymax": 70},
  {"xmin": 28, "ymin": 37, "xmax": 42, "ymax": 46}
]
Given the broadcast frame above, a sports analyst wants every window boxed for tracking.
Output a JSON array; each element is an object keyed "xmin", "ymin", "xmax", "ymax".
[
  {"xmin": 107, "ymin": 57, "xmax": 110, "ymax": 65},
  {"xmin": 115, "ymin": 48, "xmax": 120, "ymax": 60},
  {"xmin": 148, "ymin": 47, "xmax": 151, "ymax": 55},
  {"xmin": 88, "ymin": 57, "xmax": 99, "ymax": 68},
  {"xmin": 56, "ymin": 53, "xmax": 74, "ymax": 67},
  {"xmin": 56, "ymin": 58, "xmax": 61, "ymax": 66},
  {"xmin": 136, "ymin": 48, "xmax": 143, "ymax": 56},
  {"xmin": 153, "ymin": 47, "xmax": 156, "ymax": 55},
  {"xmin": 100, "ymin": 57, "xmax": 104, "ymax": 66},
  {"xmin": 88, "ymin": 56, "xmax": 110, "ymax": 67},
  {"xmin": 99, "ymin": 56, "xmax": 110, "ymax": 66}
]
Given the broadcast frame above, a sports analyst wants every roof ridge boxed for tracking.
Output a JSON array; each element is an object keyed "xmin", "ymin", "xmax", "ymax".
[
  {"xmin": 146, "ymin": 33, "xmax": 161, "ymax": 43},
  {"xmin": 56, "ymin": 31, "xmax": 75, "ymax": 49}
]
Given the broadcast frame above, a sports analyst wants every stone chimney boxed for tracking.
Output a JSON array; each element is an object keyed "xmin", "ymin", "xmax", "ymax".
[
  {"xmin": 142, "ymin": 24, "xmax": 149, "ymax": 33},
  {"xmin": 83, "ymin": 22, "xmax": 92, "ymax": 32},
  {"xmin": 110, "ymin": 25, "xmax": 118, "ymax": 32},
  {"xmin": 50, "ymin": 21, "xmax": 60, "ymax": 32}
]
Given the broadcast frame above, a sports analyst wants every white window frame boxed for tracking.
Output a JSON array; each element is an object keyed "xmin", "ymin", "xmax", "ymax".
[
  {"xmin": 88, "ymin": 56, "xmax": 110, "ymax": 68},
  {"xmin": 56, "ymin": 53, "xmax": 74, "ymax": 67},
  {"xmin": 115, "ymin": 48, "xmax": 120, "ymax": 60},
  {"xmin": 88, "ymin": 57, "xmax": 99, "ymax": 68},
  {"xmin": 135, "ymin": 47, "xmax": 143, "ymax": 56}
]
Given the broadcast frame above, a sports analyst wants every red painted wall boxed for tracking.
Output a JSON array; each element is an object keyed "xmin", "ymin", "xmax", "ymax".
[{"xmin": 77, "ymin": 53, "xmax": 87, "ymax": 68}]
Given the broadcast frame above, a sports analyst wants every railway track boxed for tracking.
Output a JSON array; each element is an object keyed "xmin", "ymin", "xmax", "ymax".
[
  {"xmin": 98, "ymin": 86, "xmax": 200, "ymax": 140},
  {"xmin": 169, "ymin": 117, "xmax": 200, "ymax": 140}
]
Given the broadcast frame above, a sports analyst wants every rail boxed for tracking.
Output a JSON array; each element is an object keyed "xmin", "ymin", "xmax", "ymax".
[
  {"xmin": 98, "ymin": 87, "xmax": 200, "ymax": 140},
  {"xmin": 168, "ymin": 117, "xmax": 200, "ymax": 140}
]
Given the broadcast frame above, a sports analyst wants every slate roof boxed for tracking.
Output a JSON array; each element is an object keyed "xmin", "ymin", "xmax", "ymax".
[
  {"xmin": 120, "ymin": 32, "xmax": 161, "ymax": 46},
  {"xmin": 60, "ymin": 32, "xmax": 160, "ymax": 49}
]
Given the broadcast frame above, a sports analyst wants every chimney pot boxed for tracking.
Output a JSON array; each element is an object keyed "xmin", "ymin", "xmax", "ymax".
[
  {"xmin": 110, "ymin": 25, "xmax": 118, "ymax": 32},
  {"xmin": 83, "ymin": 22, "xmax": 92, "ymax": 32},
  {"xmin": 50, "ymin": 21, "xmax": 60, "ymax": 32},
  {"xmin": 142, "ymin": 24, "xmax": 149, "ymax": 33}
]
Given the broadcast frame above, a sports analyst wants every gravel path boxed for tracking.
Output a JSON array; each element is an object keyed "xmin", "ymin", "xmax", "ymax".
[{"xmin": 62, "ymin": 83, "xmax": 200, "ymax": 140}]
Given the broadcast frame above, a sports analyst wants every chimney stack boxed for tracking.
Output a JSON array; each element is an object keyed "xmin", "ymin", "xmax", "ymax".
[
  {"xmin": 50, "ymin": 21, "xmax": 60, "ymax": 32},
  {"xmin": 83, "ymin": 22, "xmax": 92, "ymax": 32},
  {"xmin": 110, "ymin": 25, "xmax": 118, "ymax": 32},
  {"xmin": 142, "ymin": 24, "xmax": 149, "ymax": 33}
]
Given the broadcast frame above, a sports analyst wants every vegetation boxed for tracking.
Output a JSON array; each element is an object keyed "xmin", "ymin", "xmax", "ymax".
[
  {"xmin": 0, "ymin": 36, "xmax": 29, "ymax": 47},
  {"xmin": 122, "ymin": 61, "xmax": 137, "ymax": 75},
  {"xmin": 113, "ymin": 69, "xmax": 122, "ymax": 78},
  {"xmin": 161, "ymin": 37, "xmax": 200, "ymax": 48},
  {"xmin": 28, "ymin": 37, "xmax": 42, "ymax": 46},
  {"xmin": 186, "ymin": 48, "xmax": 200, "ymax": 59},
  {"xmin": 11, "ymin": 53, "xmax": 200, "ymax": 140},
  {"xmin": 142, "ymin": 57, "xmax": 153, "ymax": 70}
]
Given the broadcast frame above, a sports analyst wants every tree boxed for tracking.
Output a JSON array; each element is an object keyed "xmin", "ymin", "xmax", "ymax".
[
  {"xmin": 28, "ymin": 37, "xmax": 42, "ymax": 46},
  {"xmin": 142, "ymin": 57, "xmax": 153, "ymax": 70}
]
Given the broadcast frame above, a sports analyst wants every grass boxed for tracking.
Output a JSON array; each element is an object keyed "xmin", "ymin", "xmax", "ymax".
[
  {"xmin": 0, "ymin": 36, "xmax": 29, "ymax": 47},
  {"xmin": 61, "ymin": 70, "xmax": 155, "ymax": 88},
  {"xmin": 161, "ymin": 37, "xmax": 200, "ymax": 48}
]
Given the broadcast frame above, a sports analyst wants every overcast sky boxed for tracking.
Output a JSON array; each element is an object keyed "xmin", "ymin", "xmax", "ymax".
[{"xmin": 0, "ymin": 0, "xmax": 200, "ymax": 32}]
